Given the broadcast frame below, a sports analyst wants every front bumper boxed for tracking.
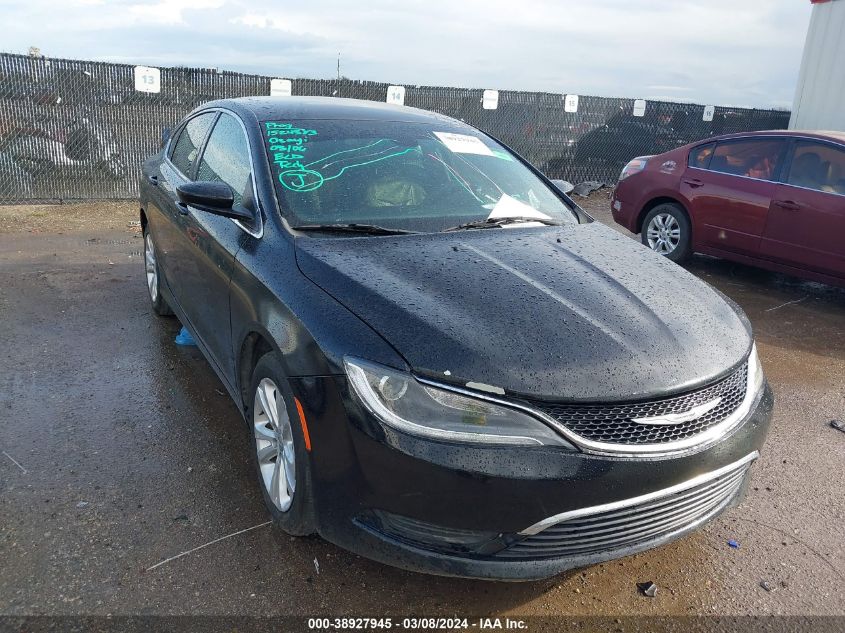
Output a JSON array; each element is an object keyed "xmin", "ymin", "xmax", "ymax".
[{"xmin": 290, "ymin": 376, "xmax": 773, "ymax": 580}]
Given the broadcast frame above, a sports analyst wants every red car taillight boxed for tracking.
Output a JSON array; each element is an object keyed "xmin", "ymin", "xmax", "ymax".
[{"xmin": 619, "ymin": 157, "xmax": 649, "ymax": 181}]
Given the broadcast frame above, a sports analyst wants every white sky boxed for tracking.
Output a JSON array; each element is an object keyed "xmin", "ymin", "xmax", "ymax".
[{"xmin": 0, "ymin": 0, "xmax": 813, "ymax": 108}]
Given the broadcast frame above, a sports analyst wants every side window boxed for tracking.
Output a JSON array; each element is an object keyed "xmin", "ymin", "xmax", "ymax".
[
  {"xmin": 196, "ymin": 113, "xmax": 252, "ymax": 207},
  {"xmin": 708, "ymin": 138, "xmax": 786, "ymax": 182},
  {"xmin": 169, "ymin": 113, "xmax": 216, "ymax": 178},
  {"xmin": 689, "ymin": 143, "xmax": 715, "ymax": 169},
  {"xmin": 786, "ymin": 141, "xmax": 845, "ymax": 195}
]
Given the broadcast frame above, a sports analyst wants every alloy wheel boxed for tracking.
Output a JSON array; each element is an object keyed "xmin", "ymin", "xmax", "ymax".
[
  {"xmin": 253, "ymin": 378, "xmax": 296, "ymax": 512},
  {"xmin": 646, "ymin": 213, "xmax": 681, "ymax": 255},
  {"xmin": 144, "ymin": 233, "xmax": 158, "ymax": 302}
]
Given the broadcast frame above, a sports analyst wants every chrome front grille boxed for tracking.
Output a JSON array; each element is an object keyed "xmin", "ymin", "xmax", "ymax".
[
  {"xmin": 497, "ymin": 453, "xmax": 755, "ymax": 560},
  {"xmin": 529, "ymin": 363, "xmax": 748, "ymax": 446}
]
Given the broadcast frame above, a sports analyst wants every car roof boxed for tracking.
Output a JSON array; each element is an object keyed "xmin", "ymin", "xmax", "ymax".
[
  {"xmin": 699, "ymin": 129, "xmax": 845, "ymax": 145},
  {"xmin": 196, "ymin": 96, "xmax": 470, "ymax": 127}
]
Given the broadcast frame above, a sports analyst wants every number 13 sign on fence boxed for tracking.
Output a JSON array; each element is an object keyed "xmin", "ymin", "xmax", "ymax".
[{"xmin": 134, "ymin": 66, "xmax": 161, "ymax": 93}]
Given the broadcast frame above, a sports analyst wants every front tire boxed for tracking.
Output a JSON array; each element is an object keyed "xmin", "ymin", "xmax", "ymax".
[
  {"xmin": 143, "ymin": 227, "xmax": 174, "ymax": 316},
  {"xmin": 248, "ymin": 353, "xmax": 316, "ymax": 536},
  {"xmin": 641, "ymin": 203, "xmax": 692, "ymax": 263}
]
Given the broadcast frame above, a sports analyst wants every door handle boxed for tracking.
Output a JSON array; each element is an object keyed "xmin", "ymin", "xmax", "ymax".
[
  {"xmin": 682, "ymin": 178, "xmax": 704, "ymax": 188},
  {"xmin": 177, "ymin": 202, "xmax": 190, "ymax": 215},
  {"xmin": 773, "ymin": 199, "xmax": 800, "ymax": 211},
  {"xmin": 147, "ymin": 175, "xmax": 159, "ymax": 186}
]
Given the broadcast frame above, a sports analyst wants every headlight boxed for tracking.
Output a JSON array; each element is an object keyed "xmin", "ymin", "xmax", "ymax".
[
  {"xmin": 344, "ymin": 357, "xmax": 572, "ymax": 447},
  {"xmin": 748, "ymin": 343, "xmax": 764, "ymax": 397}
]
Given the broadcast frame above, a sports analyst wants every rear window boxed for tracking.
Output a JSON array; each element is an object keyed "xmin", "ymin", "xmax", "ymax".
[
  {"xmin": 708, "ymin": 138, "xmax": 786, "ymax": 182},
  {"xmin": 688, "ymin": 143, "xmax": 715, "ymax": 169}
]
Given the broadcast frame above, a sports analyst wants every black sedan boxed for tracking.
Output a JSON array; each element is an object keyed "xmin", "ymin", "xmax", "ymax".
[{"xmin": 139, "ymin": 97, "xmax": 772, "ymax": 580}]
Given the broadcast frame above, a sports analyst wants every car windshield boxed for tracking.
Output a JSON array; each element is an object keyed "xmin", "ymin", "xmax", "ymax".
[{"xmin": 262, "ymin": 119, "xmax": 578, "ymax": 233}]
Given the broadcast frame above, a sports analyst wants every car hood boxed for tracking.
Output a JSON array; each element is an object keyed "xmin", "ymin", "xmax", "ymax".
[{"xmin": 295, "ymin": 223, "xmax": 752, "ymax": 401}]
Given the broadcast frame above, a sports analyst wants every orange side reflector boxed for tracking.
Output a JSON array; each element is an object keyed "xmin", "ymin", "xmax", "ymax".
[{"xmin": 294, "ymin": 397, "xmax": 312, "ymax": 452}]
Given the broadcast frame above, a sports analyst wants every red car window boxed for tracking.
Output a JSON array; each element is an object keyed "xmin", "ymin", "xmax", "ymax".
[
  {"xmin": 709, "ymin": 139, "xmax": 785, "ymax": 182},
  {"xmin": 689, "ymin": 143, "xmax": 715, "ymax": 169},
  {"xmin": 787, "ymin": 141, "xmax": 845, "ymax": 195}
]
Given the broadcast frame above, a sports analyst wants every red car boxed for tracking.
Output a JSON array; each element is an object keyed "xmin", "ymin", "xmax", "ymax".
[{"xmin": 611, "ymin": 130, "xmax": 845, "ymax": 288}]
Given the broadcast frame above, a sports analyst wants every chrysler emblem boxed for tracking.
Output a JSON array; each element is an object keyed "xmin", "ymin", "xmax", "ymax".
[{"xmin": 631, "ymin": 397, "xmax": 722, "ymax": 426}]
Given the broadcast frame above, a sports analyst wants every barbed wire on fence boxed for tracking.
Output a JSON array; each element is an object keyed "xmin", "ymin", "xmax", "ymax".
[{"xmin": 0, "ymin": 52, "xmax": 791, "ymax": 204}]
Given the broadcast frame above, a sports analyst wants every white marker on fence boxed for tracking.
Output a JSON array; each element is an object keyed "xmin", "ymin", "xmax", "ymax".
[
  {"xmin": 482, "ymin": 90, "xmax": 499, "ymax": 110},
  {"xmin": 386, "ymin": 85, "xmax": 405, "ymax": 105},
  {"xmin": 134, "ymin": 66, "xmax": 161, "ymax": 94},
  {"xmin": 270, "ymin": 79, "xmax": 292, "ymax": 97},
  {"xmin": 633, "ymin": 99, "xmax": 647, "ymax": 117}
]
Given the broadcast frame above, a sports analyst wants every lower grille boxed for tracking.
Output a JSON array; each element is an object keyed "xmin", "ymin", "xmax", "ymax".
[{"xmin": 497, "ymin": 453, "xmax": 755, "ymax": 560}]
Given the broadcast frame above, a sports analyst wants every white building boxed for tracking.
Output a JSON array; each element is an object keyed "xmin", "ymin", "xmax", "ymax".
[{"xmin": 790, "ymin": 0, "xmax": 845, "ymax": 131}]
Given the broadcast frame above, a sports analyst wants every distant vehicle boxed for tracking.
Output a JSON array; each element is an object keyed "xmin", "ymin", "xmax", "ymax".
[
  {"xmin": 140, "ymin": 97, "xmax": 771, "ymax": 580},
  {"xmin": 611, "ymin": 130, "xmax": 845, "ymax": 287},
  {"xmin": 1, "ymin": 114, "xmax": 125, "ymax": 179},
  {"xmin": 574, "ymin": 110, "xmax": 689, "ymax": 168}
]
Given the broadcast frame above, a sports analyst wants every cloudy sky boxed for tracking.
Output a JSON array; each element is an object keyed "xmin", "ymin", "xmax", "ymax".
[{"xmin": 1, "ymin": 0, "xmax": 812, "ymax": 108}]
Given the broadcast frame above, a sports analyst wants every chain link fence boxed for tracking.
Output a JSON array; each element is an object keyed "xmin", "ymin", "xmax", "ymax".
[{"xmin": 0, "ymin": 52, "xmax": 791, "ymax": 204}]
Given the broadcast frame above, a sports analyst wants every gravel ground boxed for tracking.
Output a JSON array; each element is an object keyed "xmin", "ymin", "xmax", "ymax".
[
  {"xmin": 0, "ymin": 200, "xmax": 139, "ymax": 234},
  {"xmin": 1, "ymin": 195, "xmax": 844, "ymax": 620}
]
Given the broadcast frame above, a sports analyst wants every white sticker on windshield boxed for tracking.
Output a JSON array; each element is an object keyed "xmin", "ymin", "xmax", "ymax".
[
  {"xmin": 433, "ymin": 132, "xmax": 494, "ymax": 156},
  {"xmin": 488, "ymin": 194, "xmax": 552, "ymax": 221}
]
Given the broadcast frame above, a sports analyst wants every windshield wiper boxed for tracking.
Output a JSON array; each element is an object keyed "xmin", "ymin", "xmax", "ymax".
[
  {"xmin": 292, "ymin": 223, "xmax": 418, "ymax": 235},
  {"xmin": 443, "ymin": 216, "xmax": 563, "ymax": 232}
]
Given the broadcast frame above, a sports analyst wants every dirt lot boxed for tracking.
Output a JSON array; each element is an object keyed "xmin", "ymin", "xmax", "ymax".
[{"xmin": 1, "ymin": 196, "xmax": 844, "ymax": 621}]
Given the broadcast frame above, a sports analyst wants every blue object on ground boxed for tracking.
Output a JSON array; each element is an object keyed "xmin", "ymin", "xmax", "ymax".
[
  {"xmin": 727, "ymin": 539, "xmax": 740, "ymax": 549},
  {"xmin": 175, "ymin": 326, "xmax": 197, "ymax": 346}
]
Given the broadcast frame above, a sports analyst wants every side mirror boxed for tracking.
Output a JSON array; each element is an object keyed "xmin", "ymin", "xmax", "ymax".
[
  {"xmin": 550, "ymin": 179, "xmax": 575, "ymax": 195},
  {"xmin": 176, "ymin": 181, "xmax": 252, "ymax": 221}
]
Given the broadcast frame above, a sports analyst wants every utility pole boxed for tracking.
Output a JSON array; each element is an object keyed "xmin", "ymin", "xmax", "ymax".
[{"xmin": 337, "ymin": 53, "xmax": 341, "ymax": 81}]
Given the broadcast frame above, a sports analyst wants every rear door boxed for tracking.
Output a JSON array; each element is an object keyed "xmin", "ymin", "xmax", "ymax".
[
  {"xmin": 761, "ymin": 139, "xmax": 845, "ymax": 277},
  {"xmin": 683, "ymin": 137, "xmax": 787, "ymax": 257}
]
